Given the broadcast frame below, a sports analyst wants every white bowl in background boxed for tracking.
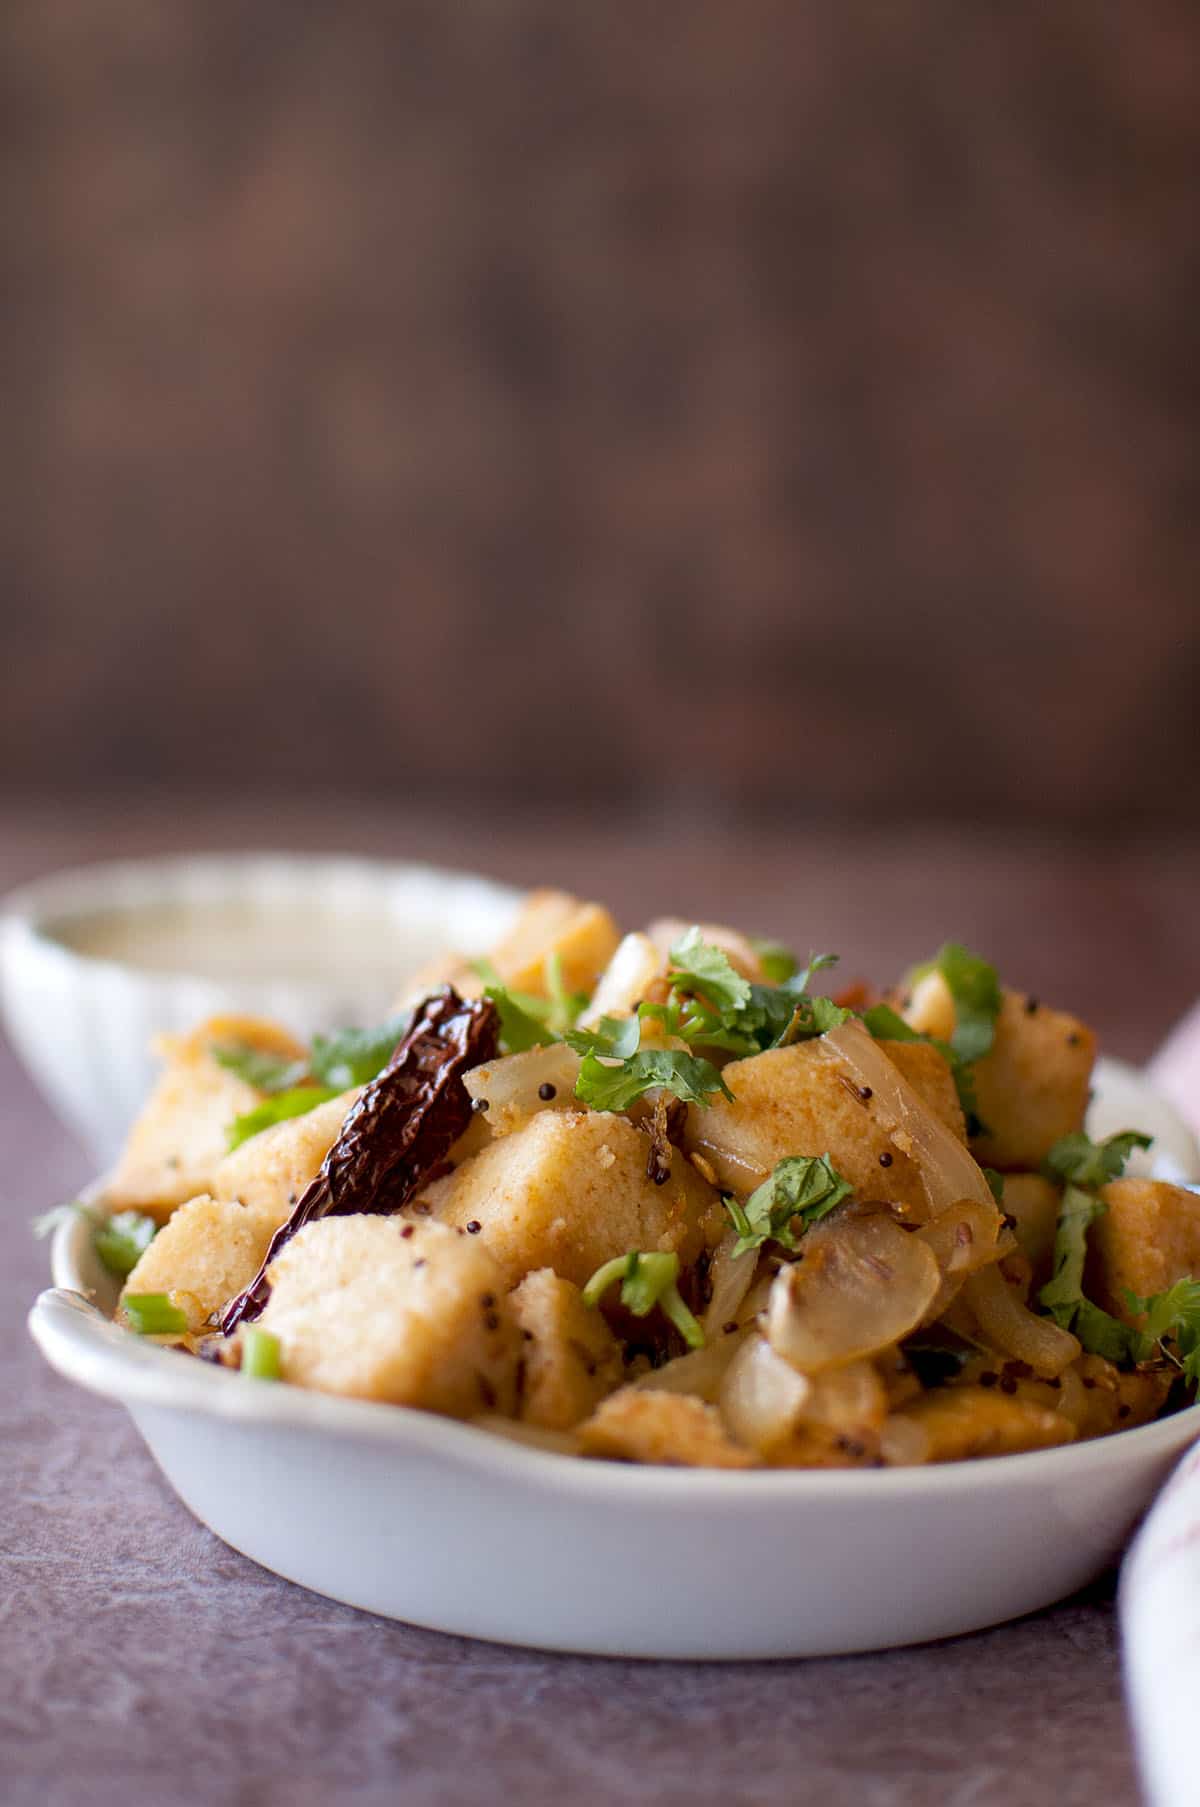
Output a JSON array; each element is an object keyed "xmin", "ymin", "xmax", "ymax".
[
  {"xmin": 27, "ymin": 1066, "xmax": 1200, "ymax": 1659},
  {"xmin": 0, "ymin": 854, "xmax": 523, "ymax": 1163}
]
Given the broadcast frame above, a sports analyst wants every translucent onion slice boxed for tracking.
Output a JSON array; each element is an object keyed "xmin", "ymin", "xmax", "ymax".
[
  {"xmin": 799, "ymin": 1359, "xmax": 888, "ymax": 1439},
  {"xmin": 718, "ymin": 1334, "xmax": 812, "ymax": 1455},
  {"xmin": 879, "ymin": 1413, "xmax": 931, "ymax": 1467},
  {"xmin": 819, "ymin": 1020, "xmax": 996, "ymax": 1219},
  {"xmin": 914, "ymin": 1196, "xmax": 1007, "ymax": 1325},
  {"xmin": 463, "ymin": 1044, "xmax": 582, "ymax": 1135},
  {"xmin": 630, "ymin": 1332, "xmax": 746, "ymax": 1403},
  {"xmin": 701, "ymin": 1230, "xmax": 760, "ymax": 1338},
  {"xmin": 962, "ymin": 1263, "xmax": 1080, "ymax": 1378},
  {"xmin": 766, "ymin": 1214, "xmax": 941, "ymax": 1375},
  {"xmin": 577, "ymin": 933, "xmax": 665, "ymax": 1028}
]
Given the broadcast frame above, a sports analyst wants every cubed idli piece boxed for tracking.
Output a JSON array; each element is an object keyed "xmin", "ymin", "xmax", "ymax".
[
  {"xmin": 210, "ymin": 1089, "xmax": 357, "ymax": 1226},
  {"xmin": 903, "ymin": 975, "xmax": 1095, "ymax": 1169},
  {"xmin": 105, "ymin": 1014, "xmax": 307, "ymax": 1221},
  {"xmin": 119, "ymin": 1193, "xmax": 279, "ymax": 1331},
  {"xmin": 257, "ymin": 1217, "xmax": 520, "ymax": 1415},
  {"xmin": 998, "ymin": 1172, "xmax": 1062, "ymax": 1287},
  {"xmin": 685, "ymin": 1038, "xmax": 968, "ymax": 1215},
  {"xmin": 1087, "ymin": 1178, "xmax": 1200, "ymax": 1319},
  {"xmin": 579, "ymin": 1389, "xmax": 754, "ymax": 1467},
  {"xmin": 511, "ymin": 1268, "xmax": 624, "ymax": 1430},
  {"xmin": 416, "ymin": 1108, "xmax": 725, "ymax": 1289}
]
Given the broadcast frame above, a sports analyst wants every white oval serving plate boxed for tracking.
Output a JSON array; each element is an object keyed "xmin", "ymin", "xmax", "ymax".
[{"xmin": 28, "ymin": 1065, "xmax": 1200, "ymax": 1660}]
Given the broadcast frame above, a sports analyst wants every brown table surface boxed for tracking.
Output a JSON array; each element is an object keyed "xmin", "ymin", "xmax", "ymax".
[{"xmin": 6, "ymin": 798, "xmax": 1198, "ymax": 1807}]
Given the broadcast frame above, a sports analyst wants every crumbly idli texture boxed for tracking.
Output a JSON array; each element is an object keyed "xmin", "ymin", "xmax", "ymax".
[
  {"xmin": 579, "ymin": 1388, "xmax": 755, "ymax": 1468},
  {"xmin": 210, "ymin": 1089, "xmax": 357, "ymax": 1226},
  {"xmin": 1088, "ymin": 1178, "xmax": 1200, "ymax": 1318},
  {"xmin": 105, "ymin": 1014, "xmax": 306, "ymax": 1221},
  {"xmin": 416, "ymin": 1108, "xmax": 725, "ymax": 1290},
  {"xmin": 119, "ymin": 1192, "xmax": 280, "ymax": 1330},
  {"xmin": 904, "ymin": 975, "xmax": 1095, "ymax": 1170},
  {"xmin": 999, "ymin": 1172, "xmax": 1062, "ymax": 1288},
  {"xmin": 258, "ymin": 1217, "xmax": 520, "ymax": 1415},
  {"xmin": 511, "ymin": 1268, "xmax": 623, "ymax": 1430},
  {"xmin": 685, "ymin": 1039, "xmax": 966, "ymax": 1215}
]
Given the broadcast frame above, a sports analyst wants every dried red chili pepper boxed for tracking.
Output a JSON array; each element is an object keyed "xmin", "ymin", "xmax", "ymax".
[{"xmin": 220, "ymin": 988, "xmax": 499, "ymax": 1332}]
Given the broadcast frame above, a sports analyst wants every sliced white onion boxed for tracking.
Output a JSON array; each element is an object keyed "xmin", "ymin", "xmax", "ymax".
[
  {"xmin": 766, "ymin": 1214, "xmax": 940, "ymax": 1374},
  {"xmin": 820, "ymin": 1020, "xmax": 995, "ymax": 1219},
  {"xmin": 630, "ymin": 1332, "xmax": 746, "ymax": 1403},
  {"xmin": 879, "ymin": 1413, "xmax": 932, "ymax": 1466},
  {"xmin": 701, "ymin": 1230, "xmax": 760, "ymax": 1337},
  {"xmin": 718, "ymin": 1334, "xmax": 812, "ymax": 1455},
  {"xmin": 798, "ymin": 1359, "xmax": 888, "ymax": 1439},
  {"xmin": 463, "ymin": 1044, "xmax": 582, "ymax": 1135},
  {"xmin": 962, "ymin": 1263, "xmax": 1080, "ymax": 1378},
  {"xmin": 914, "ymin": 1196, "xmax": 1006, "ymax": 1324},
  {"xmin": 577, "ymin": 933, "xmax": 665, "ymax": 1027}
]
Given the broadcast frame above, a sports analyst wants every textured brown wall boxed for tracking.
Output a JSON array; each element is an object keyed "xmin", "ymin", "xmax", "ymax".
[{"xmin": 4, "ymin": 3, "xmax": 1198, "ymax": 824}]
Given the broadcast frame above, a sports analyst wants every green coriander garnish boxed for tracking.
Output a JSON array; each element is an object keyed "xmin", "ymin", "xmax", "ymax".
[
  {"xmin": 226, "ymin": 1086, "xmax": 342, "ymax": 1151},
  {"xmin": 582, "ymin": 1250, "xmax": 704, "ymax": 1350},
  {"xmin": 123, "ymin": 1293, "xmax": 189, "ymax": 1336},
  {"xmin": 722, "ymin": 1153, "xmax": 853, "ymax": 1257},
  {"xmin": 241, "ymin": 1326, "xmax": 282, "ymax": 1381},
  {"xmin": 1036, "ymin": 1129, "xmax": 1192, "ymax": 1374}
]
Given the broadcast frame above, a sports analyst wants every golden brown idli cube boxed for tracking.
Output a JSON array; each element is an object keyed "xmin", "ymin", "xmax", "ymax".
[
  {"xmin": 579, "ymin": 1389, "xmax": 755, "ymax": 1467},
  {"xmin": 511, "ymin": 1268, "xmax": 624, "ymax": 1430},
  {"xmin": 119, "ymin": 1193, "xmax": 280, "ymax": 1331},
  {"xmin": 488, "ymin": 889, "xmax": 620, "ymax": 996},
  {"xmin": 884, "ymin": 1387, "xmax": 1076, "ymax": 1463},
  {"xmin": 105, "ymin": 1014, "xmax": 307, "ymax": 1221},
  {"xmin": 999, "ymin": 1173, "xmax": 1062, "ymax": 1288},
  {"xmin": 258, "ymin": 1217, "xmax": 520, "ymax": 1415},
  {"xmin": 1087, "ymin": 1179, "xmax": 1200, "ymax": 1319},
  {"xmin": 684, "ymin": 1038, "xmax": 967, "ymax": 1215},
  {"xmin": 416, "ymin": 1108, "xmax": 725, "ymax": 1290},
  {"xmin": 210, "ymin": 1089, "xmax": 357, "ymax": 1225},
  {"xmin": 903, "ymin": 976, "xmax": 1095, "ymax": 1170}
]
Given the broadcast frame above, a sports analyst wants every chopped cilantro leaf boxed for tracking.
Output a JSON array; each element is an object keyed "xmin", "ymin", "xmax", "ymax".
[
  {"xmin": 582, "ymin": 1250, "xmax": 704, "ymax": 1349},
  {"xmin": 216, "ymin": 1013, "xmax": 410, "ymax": 1097},
  {"xmin": 485, "ymin": 985, "xmax": 561, "ymax": 1053},
  {"xmin": 929, "ymin": 943, "xmax": 1002, "ymax": 1066},
  {"xmin": 213, "ymin": 1044, "xmax": 310, "ymax": 1093},
  {"xmin": 651, "ymin": 933, "xmax": 846, "ymax": 1059},
  {"xmin": 667, "ymin": 928, "xmax": 752, "ymax": 1015},
  {"xmin": 32, "ymin": 1201, "xmax": 158, "ymax": 1277},
  {"xmin": 94, "ymin": 1210, "xmax": 159, "ymax": 1276},
  {"xmin": 226, "ymin": 1086, "xmax": 341, "ymax": 1151},
  {"xmin": 1039, "ymin": 1183, "xmax": 1149, "ymax": 1364},
  {"xmin": 723, "ymin": 1153, "xmax": 853, "ymax": 1258},
  {"xmin": 1124, "ymin": 1278, "xmax": 1200, "ymax": 1386},
  {"xmin": 1042, "ymin": 1129, "xmax": 1153, "ymax": 1189},
  {"xmin": 983, "ymin": 1168, "xmax": 1006, "ymax": 1204},
  {"xmin": 309, "ymin": 1014, "xmax": 411, "ymax": 1089},
  {"xmin": 542, "ymin": 952, "xmax": 589, "ymax": 1033},
  {"xmin": 565, "ymin": 1015, "xmax": 641, "ymax": 1061},
  {"xmin": 574, "ymin": 1048, "xmax": 731, "ymax": 1112}
]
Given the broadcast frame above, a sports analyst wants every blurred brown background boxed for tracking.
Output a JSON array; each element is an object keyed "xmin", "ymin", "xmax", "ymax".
[{"xmin": 4, "ymin": 2, "xmax": 1198, "ymax": 827}]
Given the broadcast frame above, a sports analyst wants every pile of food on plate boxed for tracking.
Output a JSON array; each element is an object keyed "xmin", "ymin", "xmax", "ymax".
[{"xmin": 62, "ymin": 889, "xmax": 1200, "ymax": 1467}]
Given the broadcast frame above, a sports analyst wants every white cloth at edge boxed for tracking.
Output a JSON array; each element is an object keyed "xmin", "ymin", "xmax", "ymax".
[{"xmin": 1121, "ymin": 1007, "xmax": 1200, "ymax": 1807}]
